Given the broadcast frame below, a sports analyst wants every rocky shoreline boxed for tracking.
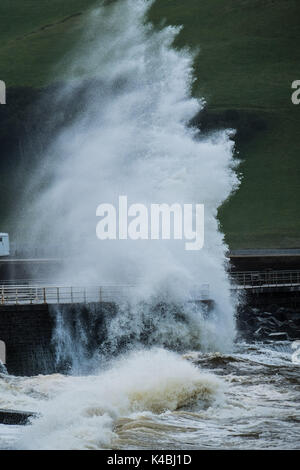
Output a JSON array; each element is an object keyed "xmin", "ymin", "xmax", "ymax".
[{"xmin": 237, "ymin": 305, "xmax": 300, "ymax": 341}]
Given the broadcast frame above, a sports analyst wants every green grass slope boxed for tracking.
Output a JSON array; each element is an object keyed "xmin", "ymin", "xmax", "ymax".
[
  {"xmin": 149, "ymin": 0, "xmax": 300, "ymax": 249},
  {"xmin": 0, "ymin": 0, "xmax": 299, "ymax": 248},
  {"xmin": 0, "ymin": 0, "xmax": 98, "ymax": 87}
]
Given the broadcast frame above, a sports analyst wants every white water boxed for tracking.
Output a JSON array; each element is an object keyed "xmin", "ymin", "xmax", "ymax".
[
  {"xmin": 21, "ymin": 0, "xmax": 238, "ymax": 341},
  {"xmin": 14, "ymin": 348, "xmax": 223, "ymax": 450},
  {"xmin": 1, "ymin": 343, "xmax": 299, "ymax": 450},
  {"xmin": 4, "ymin": 0, "xmax": 246, "ymax": 449}
]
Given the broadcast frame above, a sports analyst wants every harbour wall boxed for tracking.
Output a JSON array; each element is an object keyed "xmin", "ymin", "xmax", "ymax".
[{"xmin": 0, "ymin": 290, "xmax": 299, "ymax": 376}]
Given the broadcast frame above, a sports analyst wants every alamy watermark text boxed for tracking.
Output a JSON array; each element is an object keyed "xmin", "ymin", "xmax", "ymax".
[
  {"xmin": 291, "ymin": 80, "xmax": 300, "ymax": 105},
  {"xmin": 96, "ymin": 196, "xmax": 204, "ymax": 251},
  {"xmin": 0, "ymin": 80, "xmax": 6, "ymax": 104}
]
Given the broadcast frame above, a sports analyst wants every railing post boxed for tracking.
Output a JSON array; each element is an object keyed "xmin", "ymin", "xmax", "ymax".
[
  {"xmin": 71, "ymin": 287, "xmax": 73, "ymax": 304},
  {"xmin": 57, "ymin": 287, "xmax": 60, "ymax": 304},
  {"xmin": 16, "ymin": 288, "xmax": 18, "ymax": 305},
  {"xmin": 43, "ymin": 287, "xmax": 47, "ymax": 304},
  {"xmin": 1, "ymin": 286, "xmax": 4, "ymax": 305},
  {"xmin": 99, "ymin": 287, "xmax": 102, "ymax": 303}
]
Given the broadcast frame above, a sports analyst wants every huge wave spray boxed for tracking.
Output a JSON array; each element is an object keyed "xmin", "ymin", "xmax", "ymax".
[{"xmin": 21, "ymin": 0, "xmax": 239, "ymax": 358}]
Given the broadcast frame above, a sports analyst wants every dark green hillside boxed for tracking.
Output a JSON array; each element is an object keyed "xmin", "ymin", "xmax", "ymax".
[
  {"xmin": 0, "ymin": 0, "xmax": 96, "ymax": 87},
  {"xmin": 149, "ymin": 0, "xmax": 300, "ymax": 248},
  {"xmin": 0, "ymin": 0, "xmax": 299, "ymax": 248}
]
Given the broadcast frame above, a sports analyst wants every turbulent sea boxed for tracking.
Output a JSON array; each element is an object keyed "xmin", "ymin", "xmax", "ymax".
[
  {"xmin": 0, "ymin": 342, "xmax": 299, "ymax": 450},
  {"xmin": 2, "ymin": 0, "xmax": 299, "ymax": 451}
]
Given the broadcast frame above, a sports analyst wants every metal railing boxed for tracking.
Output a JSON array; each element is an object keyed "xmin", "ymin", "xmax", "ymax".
[
  {"xmin": 230, "ymin": 270, "xmax": 300, "ymax": 289},
  {"xmin": 1, "ymin": 271, "xmax": 300, "ymax": 305},
  {"xmin": 0, "ymin": 285, "xmax": 134, "ymax": 305},
  {"xmin": 0, "ymin": 283, "xmax": 212, "ymax": 306}
]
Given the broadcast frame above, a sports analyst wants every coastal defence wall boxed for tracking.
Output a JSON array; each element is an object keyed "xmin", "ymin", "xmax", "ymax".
[
  {"xmin": 0, "ymin": 304, "xmax": 54, "ymax": 376},
  {"xmin": 1, "ymin": 251, "xmax": 300, "ymax": 281},
  {"xmin": 0, "ymin": 302, "xmax": 116, "ymax": 376},
  {"xmin": 229, "ymin": 250, "xmax": 300, "ymax": 272},
  {"xmin": 0, "ymin": 290, "xmax": 299, "ymax": 376}
]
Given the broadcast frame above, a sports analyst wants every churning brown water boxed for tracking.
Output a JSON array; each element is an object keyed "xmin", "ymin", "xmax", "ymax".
[{"xmin": 0, "ymin": 342, "xmax": 299, "ymax": 450}]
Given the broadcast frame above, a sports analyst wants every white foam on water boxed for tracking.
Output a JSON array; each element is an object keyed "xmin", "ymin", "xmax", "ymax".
[{"xmin": 17, "ymin": 348, "xmax": 223, "ymax": 450}]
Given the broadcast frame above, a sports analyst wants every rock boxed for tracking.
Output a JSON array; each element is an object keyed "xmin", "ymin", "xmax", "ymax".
[
  {"xmin": 267, "ymin": 305, "xmax": 279, "ymax": 314},
  {"xmin": 270, "ymin": 317, "xmax": 284, "ymax": 328},
  {"xmin": 254, "ymin": 326, "xmax": 269, "ymax": 337},
  {"xmin": 261, "ymin": 311, "xmax": 274, "ymax": 317},
  {"xmin": 0, "ymin": 408, "xmax": 38, "ymax": 425},
  {"xmin": 268, "ymin": 332, "xmax": 289, "ymax": 340}
]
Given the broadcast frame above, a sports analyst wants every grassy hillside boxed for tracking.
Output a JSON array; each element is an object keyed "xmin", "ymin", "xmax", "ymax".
[
  {"xmin": 149, "ymin": 0, "xmax": 300, "ymax": 249},
  {"xmin": 0, "ymin": 0, "xmax": 97, "ymax": 86},
  {"xmin": 0, "ymin": 0, "xmax": 299, "ymax": 248}
]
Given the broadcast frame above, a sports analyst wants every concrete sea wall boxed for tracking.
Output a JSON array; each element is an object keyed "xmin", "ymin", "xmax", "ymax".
[
  {"xmin": 0, "ymin": 302, "xmax": 116, "ymax": 376},
  {"xmin": 0, "ymin": 292, "xmax": 299, "ymax": 376}
]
